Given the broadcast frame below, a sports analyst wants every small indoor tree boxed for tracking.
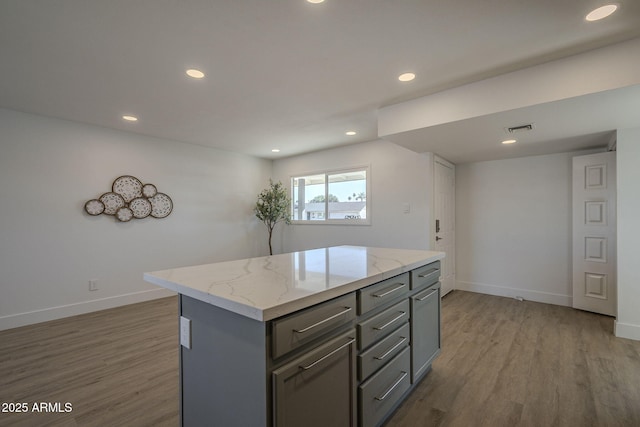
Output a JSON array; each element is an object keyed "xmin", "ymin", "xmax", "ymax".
[{"xmin": 254, "ymin": 180, "xmax": 291, "ymax": 255}]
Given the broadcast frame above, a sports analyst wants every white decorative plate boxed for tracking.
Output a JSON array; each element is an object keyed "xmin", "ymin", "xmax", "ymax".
[
  {"xmin": 84, "ymin": 199, "xmax": 105, "ymax": 216},
  {"xmin": 130, "ymin": 197, "xmax": 152, "ymax": 219},
  {"xmin": 150, "ymin": 193, "xmax": 173, "ymax": 218},
  {"xmin": 142, "ymin": 183, "xmax": 157, "ymax": 198},
  {"xmin": 99, "ymin": 192, "xmax": 125, "ymax": 215},
  {"xmin": 112, "ymin": 175, "xmax": 143, "ymax": 203},
  {"xmin": 116, "ymin": 206, "xmax": 134, "ymax": 222}
]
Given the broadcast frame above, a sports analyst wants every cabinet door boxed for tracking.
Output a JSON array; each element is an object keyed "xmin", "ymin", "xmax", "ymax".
[
  {"xmin": 410, "ymin": 284, "xmax": 441, "ymax": 383},
  {"xmin": 272, "ymin": 329, "xmax": 357, "ymax": 427}
]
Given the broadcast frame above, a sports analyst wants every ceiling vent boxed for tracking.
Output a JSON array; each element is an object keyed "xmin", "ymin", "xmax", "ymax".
[{"xmin": 505, "ymin": 123, "xmax": 534, "ymax": 134}]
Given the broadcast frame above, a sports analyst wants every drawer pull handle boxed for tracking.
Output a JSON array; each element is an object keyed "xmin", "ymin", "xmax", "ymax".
[
  {"xmin": 373, "ymin": 311, "xmax": 406, "ymax": 331},
  {"xmin": 417, "ymin": 288, "xmax": 438, "ymax": 301},
  {"xmin": 372, "ymin": 283, "xmax": 406, "ymax": 298},
  {"xmin": 374, "ymin": 371, "xmax": 408, "ymax": 401},
  {"xmin": 374, "ymin": 337, "xmax": 407, "ymax": 361},
  {"xmin": 299, "ymin": 338, "xmax": 355, "ymax": 371},
  {"xmin": 293, "ymin": 307, "xmax": 353, "ymax": 334},
  {"xmin": 418, "ymin": 268, "xmax": 439, "ymax": 278}
]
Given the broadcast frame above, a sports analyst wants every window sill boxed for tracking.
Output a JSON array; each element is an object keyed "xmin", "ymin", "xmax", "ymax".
[{"xmin": 291, "ymin": 219, "xmax": 371, "ymax": 226}]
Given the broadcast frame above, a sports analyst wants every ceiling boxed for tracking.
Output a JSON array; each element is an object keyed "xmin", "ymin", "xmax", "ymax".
[
  {"xmin": 1, "ymin": 0, "xmax": 640, "ymax": 162},
  {"xmin": 385, "ymin": 83, "xmax": 640, "ymax": 164}
]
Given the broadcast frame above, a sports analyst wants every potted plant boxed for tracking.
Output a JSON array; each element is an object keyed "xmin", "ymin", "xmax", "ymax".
[{"xmin": 254, "ymin": 180, "xmax": 291, "ymax": 255}]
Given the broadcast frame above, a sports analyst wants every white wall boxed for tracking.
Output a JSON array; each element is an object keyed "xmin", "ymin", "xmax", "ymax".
[
  {"xmin": 615, "ymin": 128, "xmax": 640, "ymax": 340},
  {"xmin": 456, "ymin": 149, "xmax": 602, "ymax": 306},
  {"xmin": 272, "ymin": 140, "xmax": 433, "ymax": 253},
  {"xmin": 0, "ymin": 109, "xmax": 272, "ymax": 330}
]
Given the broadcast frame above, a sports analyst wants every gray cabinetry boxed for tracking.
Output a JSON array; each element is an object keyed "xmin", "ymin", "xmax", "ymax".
[
  {"xmin": 357, "ymin": 272, "xmax": 410, "ymax": 314},
  {"xmin": 359, "ymin": 347, "xmax": 411, "ymax": 427},
  {"xmin": 358, "ymin": 322, "xmax": 410, "ymax": 381},
  {"xmin": 411, "ymin": 261, "xmax": 441, "ymax": 290},
  {"xmin": 272, "ymin": 329, "xmax": 357, "ymax": 427},
  {"xmin": 358, "ymin": 299, "xmax": 409, "ymax": 350},
  {"xmin": 178, "ymin": 259, "xmax": 442, "ymax": 427},
  {"xmin": 272, "ymin": 293, "xmax": 356, "ymax": 359},
  {"xmin": 410, "ymin": 283, "xmax": 441, "ymax": 382},
  {"xmin": 356, "ymin": 275, "xmax": 413, "ymax": 427}
]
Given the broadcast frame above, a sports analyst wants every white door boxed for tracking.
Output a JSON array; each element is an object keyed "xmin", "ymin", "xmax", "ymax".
[
  {"xmin": 572, "ymin": 151, "xmax": 616, "ymax": 316},
  {"xmin": 434, "ymin": 156, "xmax": 455, "ymax": 296}
]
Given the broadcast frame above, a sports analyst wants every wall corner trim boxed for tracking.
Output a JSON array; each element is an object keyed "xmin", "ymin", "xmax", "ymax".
[{"xmin": 614, "ymin": 321, "xmax": 640, "ymax": 342}]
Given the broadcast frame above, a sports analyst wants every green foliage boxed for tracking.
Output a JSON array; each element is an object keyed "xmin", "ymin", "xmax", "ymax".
[
  {"xmin": 254, "ymin": 180, "xmax": 291, "ymax": 255},
  {"xmin": 309, "ymin": 194, "xmax": 339, "ymax": 203}
]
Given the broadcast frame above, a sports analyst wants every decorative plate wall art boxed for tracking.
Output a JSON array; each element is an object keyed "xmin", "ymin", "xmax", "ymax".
[
  {"xmin": 112, "ymin": 175, "xmax": 143, "ymax": 203},
  {"xmin": 84, "ymin": 175, "xmax": 173, "ymax": 222}
]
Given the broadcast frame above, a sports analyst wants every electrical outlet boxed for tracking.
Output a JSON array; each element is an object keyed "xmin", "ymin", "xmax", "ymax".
[
  {"xmin": 89, "ymin": 279, "xmax": 99, "ymax": 291},
  {"xmin": 180, "ymin": 316, "xmax": 191, "ymax": 349}
]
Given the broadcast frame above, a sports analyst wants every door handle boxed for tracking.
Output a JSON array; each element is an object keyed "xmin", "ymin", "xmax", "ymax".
[{"xmin": 435, "ymin": 236, "xmax": 443, "ymax": 241}]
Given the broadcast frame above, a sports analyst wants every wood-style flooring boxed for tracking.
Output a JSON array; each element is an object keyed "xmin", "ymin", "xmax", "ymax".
[
  {"xmin": 0, "ymin": 298, "xmax": 179, "ymax": 427},
  {"xmin": 1, "ymin": 291, "xmax": 639, "ymax": 426},
  {"xmin": 387, "ymin": 291, "xmax": 640, "ymax": 427}
]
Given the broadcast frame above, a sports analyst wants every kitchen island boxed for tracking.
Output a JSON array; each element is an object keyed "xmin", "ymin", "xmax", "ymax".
[{"xmin": 145, "ymin": 246, "xmax": 444, "ymax": 427}]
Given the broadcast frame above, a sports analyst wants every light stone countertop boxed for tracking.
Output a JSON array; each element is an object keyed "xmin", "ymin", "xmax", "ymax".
[{"xmin": 144, "ymin": 245, "xmax": 444, "ymax": 322}]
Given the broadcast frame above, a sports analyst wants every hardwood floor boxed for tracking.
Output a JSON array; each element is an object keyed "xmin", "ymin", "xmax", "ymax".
[
  {"xmin": 1, "ymin": 291, "xmax": 639, "ymax": 426},
  {"xmin": 0, "ymin": 297, "xmax": 179, "ymax": 427},
  {"xmin": 387, "ymin": 291, "xmax": 640, "ymax": 427}
]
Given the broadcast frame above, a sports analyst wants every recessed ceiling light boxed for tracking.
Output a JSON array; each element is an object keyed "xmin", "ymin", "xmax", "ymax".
[
  {"xmin": 398, "ymin": 72, "xmax": 416, "ymax": 82},
  {"xmin": 271, "ymin": 149, "xmax": 281, "ymax": 153},
  {"xmin": 502, "ymin": 139, "xmax": 517, "ymax": 145},
  {"xmin": 345, "ymin": 131, "xmax": 357, "ymax": 136},
  {"xmin": 122, "ymin": 115, "xmax": 138, "ymax": 122},
  {"xmin": 307, "ymin": 0, "xmax": 325, "ymax": 3},
  {"xmin": 586, "ymin": 4, "xmax": 618, "ymax": 21},
  {"xmin": 186, "ymin": 69, "xmax": 205, "ymax": 79}
]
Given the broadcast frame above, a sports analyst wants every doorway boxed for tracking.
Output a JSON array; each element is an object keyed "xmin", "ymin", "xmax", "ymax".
[{"xmin": 434, "ymin": 155, "xmax": 455, "ymax": 296}]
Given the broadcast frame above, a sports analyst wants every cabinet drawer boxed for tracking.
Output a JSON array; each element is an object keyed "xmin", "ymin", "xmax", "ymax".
[
  {"xmin": 272, "ymin": 293, "xmax": 356, "ymax": 359},
  {"xmin": 358, "ymin": 299, "xmax": 409, "ymax": 351},
  {"xmin": 358, "ymin": 322, "xmax": 409, "ymax": 382},
  {"xmin": 410, "ymin": 261, "xmax": 441, "ymax": 290},
  {"xmin": 358, "ymin": 347, "xmax": 411, "ymax": 427},
  {"xmin": 272, "ymin": 329, "xmax": 357, "ymax": 427},
  {"xmin": 358, "ymin": 273, "xmax": 410, "ymax": 315}
]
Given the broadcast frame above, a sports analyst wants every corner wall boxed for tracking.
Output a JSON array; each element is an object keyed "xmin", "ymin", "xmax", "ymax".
[
  {"xmin": 455, "ymin": 149, "xmax": 603, "ymax": 306},
  {"xmin": 271, "ymin": 140, "xmax": 433, "ymax": 253},
  {"xmin": 0, "ymin": 109, "xmax": 272, "ymax": 330},
  {"xmin": 615, "ymin": 128, "xmax": 640, "ymax": 340}
]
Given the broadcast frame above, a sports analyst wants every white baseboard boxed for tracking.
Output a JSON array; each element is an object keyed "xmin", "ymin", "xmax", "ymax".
[
  {"xmin": 615, "ymin": 321, "xmax": 640, "ymax": 341},
  {"xmin": 0, "ymin": 288, "xmax": 176, "ymax": 331},
  {"xmin": 455, "ymin": 280, "xmax": 572, "ymax": 307}
]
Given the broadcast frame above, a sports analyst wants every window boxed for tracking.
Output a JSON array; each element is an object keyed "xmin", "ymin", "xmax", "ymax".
[{"xmin": 291, "ymin": 167, "xmax": 369, "ymax": 224}]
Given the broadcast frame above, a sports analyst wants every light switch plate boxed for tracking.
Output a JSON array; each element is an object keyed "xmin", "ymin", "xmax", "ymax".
[{"xmin": 180, "ymin": 316, "xmax": 191, "ymax": 349}]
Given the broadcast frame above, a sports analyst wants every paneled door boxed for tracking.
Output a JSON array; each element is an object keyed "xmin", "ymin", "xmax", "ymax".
[
  {"xmin": 572, "ymin": 151, "xmax": 616, "ymax": 316},
  {"xmin": 434, "ymin": 156, "xmax": 455, "ymax": 296}
]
